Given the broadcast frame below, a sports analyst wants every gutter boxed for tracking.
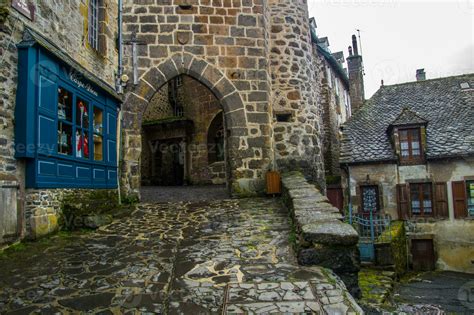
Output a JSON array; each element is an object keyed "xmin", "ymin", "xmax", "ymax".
[
  {"xmin": 116, "ymin": 0, "xmax": 123, "ymax": 203},
  {"xmin": 116, "ymin": 0, "xmax": 123, "ymax": 94}
]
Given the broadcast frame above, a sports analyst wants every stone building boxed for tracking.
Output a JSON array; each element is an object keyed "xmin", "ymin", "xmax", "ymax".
[
  {"xmin": 0, "ymin": 0, "xmax": 357, "ymax": 245},
  {"xmin": 0, "ymin": 0, "xmax": 120, "ymax": 243},
  {"xmin": 313, "ymin": 33, "xmax": 351, "ymax": 179},
  {"xmin": 120, "ymin": 0, "xmax": 327, "ymax": 197},
  {"xmin": 340, "ymin": 72, "xmax": 474, "ymax": 273}
]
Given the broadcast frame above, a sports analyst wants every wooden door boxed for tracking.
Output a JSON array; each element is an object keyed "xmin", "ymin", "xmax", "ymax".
[
  {"xmin": 327, "ymin": 187, "xmax": 343, "ymax": 212},
  {"xmin": 411, "ymin": 239, "xmax": 435, "ymax": 271}
]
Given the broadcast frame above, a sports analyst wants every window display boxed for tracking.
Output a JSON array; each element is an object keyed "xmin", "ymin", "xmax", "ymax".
[{"xmin": 15, "ymin": 35, "xmax": 121, "ymax": 189}]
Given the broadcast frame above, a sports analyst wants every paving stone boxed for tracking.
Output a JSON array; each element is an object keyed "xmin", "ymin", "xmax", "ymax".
[{"xmin": 0, "ymin": 197, "xmax": 360, "ymax": 313}]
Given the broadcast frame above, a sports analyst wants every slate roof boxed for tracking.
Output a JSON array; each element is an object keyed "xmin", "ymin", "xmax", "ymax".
[
  {"xmin": 340, "ymin": 74, "xmax": 474, "ymax": 164},
  {"xmin": 390, "ymin": 107, "xmax": 427, "ymax": 126}
]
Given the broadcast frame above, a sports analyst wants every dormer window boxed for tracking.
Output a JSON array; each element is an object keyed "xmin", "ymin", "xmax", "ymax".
[
  {"xmin": 399, "ymin": 127, "xmax": 423, "ymax": 163},
  {"xmin": 389, "ymin": 107, "xmax": 428, "ymax": 165}
]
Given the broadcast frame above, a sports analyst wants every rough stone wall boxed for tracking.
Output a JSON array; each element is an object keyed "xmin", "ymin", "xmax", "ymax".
[
  {"xmin": 24, "ymin": 188, "xmax": 118, "ymax": 239},
  {"xmin": 142, "ymin": 84, "xmax": 173, "ymax": 122},
  {"xmin": 347, "ymin": 54, "xmax": 364, "ymax": 114},
  {"xmin": 121, "ymin": 0, "xmax": 274, "ymax": 196},
  {"xmin": 0, "ymin": 1, "xmax": 118, "ymax": 244},
  {"xmin": 319, "ymin": 58, "xmax": 350, "ymax": 178},
  {"xmin": 268, "ymin": 0, "xmax": 325, "ymax": 190}
]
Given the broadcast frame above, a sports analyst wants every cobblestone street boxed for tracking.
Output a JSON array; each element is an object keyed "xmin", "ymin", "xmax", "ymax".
[{"xmin": 0, "ymin": 198, "xmax": 360, "ymax": 314}]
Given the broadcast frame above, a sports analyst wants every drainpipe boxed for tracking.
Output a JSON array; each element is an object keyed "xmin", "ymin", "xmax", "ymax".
[
  {"xmin": 117, "ymin": 109, "xmax": 123, "ymax": 205},
  {"xmin": 116, "ymin": 0, "xmax": 123, "ymax": 94},
  {"xmin": 116, "ymin": 0, "xmax": 123, "ymax": 204}
]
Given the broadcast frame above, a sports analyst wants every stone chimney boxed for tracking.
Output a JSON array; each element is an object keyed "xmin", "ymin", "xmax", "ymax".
[
  {"xmin": 346, "ymin": 35, "xmax": 365, "ymax": 114},
  {"xmin": 416, "ymin": 69, "xmax": 426, "ymax": 81}
]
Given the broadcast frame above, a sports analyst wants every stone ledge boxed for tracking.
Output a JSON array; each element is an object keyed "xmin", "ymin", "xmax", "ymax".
[
  {"xmin": 281, "ymin": 171, "xmax": 361, "ymax": 298},
  {"xmin": 302, "ymin": 221, "xmax": 359, "ymax": 246}
]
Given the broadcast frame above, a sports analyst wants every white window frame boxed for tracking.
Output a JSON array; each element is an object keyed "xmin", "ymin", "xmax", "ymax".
[{"xmin": 88, "ymin": 0, "xmax": 99, "ymax": 50}]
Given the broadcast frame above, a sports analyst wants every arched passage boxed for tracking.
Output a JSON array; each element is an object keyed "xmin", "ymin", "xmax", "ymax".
[{"xmin": 120, "ymin": 53, "xmax": 250, "ymax": 197}]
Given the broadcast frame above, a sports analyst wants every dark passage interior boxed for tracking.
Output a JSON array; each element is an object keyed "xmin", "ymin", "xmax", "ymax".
[{"xmin": 140, "ymin": 75, "xmax": 226, "ymax": 187}]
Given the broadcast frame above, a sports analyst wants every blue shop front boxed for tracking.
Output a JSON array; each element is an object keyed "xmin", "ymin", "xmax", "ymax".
[{"xmin": 15, "ymin": 29, "xmax": 121, "ymax": 189}]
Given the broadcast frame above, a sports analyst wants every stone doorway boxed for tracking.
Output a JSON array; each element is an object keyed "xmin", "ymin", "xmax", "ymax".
[{"xmin": 140, "ymin": 75, "xmax": 228, "ymax": 189}]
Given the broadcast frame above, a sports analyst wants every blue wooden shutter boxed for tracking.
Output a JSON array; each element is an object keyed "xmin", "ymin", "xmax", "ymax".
[
  {"xmin": 106, "ymin": 108, "xmax": 117, "ymax": 166},
  {"xmin": 37, "ymin": 74, "xmax": 57, "ymax": 156}
]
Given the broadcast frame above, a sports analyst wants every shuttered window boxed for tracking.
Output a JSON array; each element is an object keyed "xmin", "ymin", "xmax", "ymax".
[
  {"xmin": 467, "ymin": 181, "xmax": 474, "ymax": 217},
  {"xmin": 453, "ymin": 181, "xmax": 468, "ymax": 219},
  {"xmin": 410, "ymin": 183, "xmax": 433, "ymax": 216},
  {"xmin": 434, "ymin": 182, "xmax": 449, "ymax": 218},
  {"xmin": 397, "ymin": 182, "xmax": 448, "ymax": 220},
  {"xmin": 396, "ymin": 184, "xmax": 410, "ymax": 220}
]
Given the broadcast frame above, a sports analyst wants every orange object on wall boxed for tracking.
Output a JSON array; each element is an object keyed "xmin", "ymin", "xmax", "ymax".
[{"xmin": 266, "ymin": 171, "xmax": 281, "ymax": 195}]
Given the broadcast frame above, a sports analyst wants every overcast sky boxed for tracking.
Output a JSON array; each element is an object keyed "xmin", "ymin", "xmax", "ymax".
[{"xmin": 307, "ymin": 0, "xmax": 474, "ymax": 98}]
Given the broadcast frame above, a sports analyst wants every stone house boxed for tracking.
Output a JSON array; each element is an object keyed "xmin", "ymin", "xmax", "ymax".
[
  {"xmin": 340, "ymin": 72, "xmax": 474, "ymax": 273},
  {"xmin": 0, "ymin": 0, "xmax": 120, "ymax": 244},
  {"xmin": 312, "ymin": 31, "xmax": 352, "ymax": 180}
]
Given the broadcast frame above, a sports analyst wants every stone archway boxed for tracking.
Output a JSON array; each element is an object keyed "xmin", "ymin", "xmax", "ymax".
[{"xmin": 120, "ymin": 53, "xmax": 249, "ymax": 197}]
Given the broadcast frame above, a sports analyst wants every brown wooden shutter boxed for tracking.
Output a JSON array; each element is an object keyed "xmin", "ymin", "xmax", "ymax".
[
  {"xmin": 396, "ymin": 184, "xmax": 410, "ymax": 220},
  {"xmin": 452, "ymin": 181, "xmax": 467, "ymax": 219},
  {"xmin": 434, "ymin": 182, "xmax": 448, "ymax": 218}
]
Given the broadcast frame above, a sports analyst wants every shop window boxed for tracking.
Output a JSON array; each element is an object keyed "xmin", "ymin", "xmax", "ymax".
[
  {"xmin": 76, "ymin": 98, "xmax": 89, "ymax": 159},
  {"xmin": 398, "ymin": 128, "xmax": 424, "ymax": 164},
  {"xmin": 15, "ymin": 28, "xmax": 120, "ymax": 189},
  {"xmin": 57, "ymin": 88, "xmax": 73, "ymax": 156},
  {"xmin": 410, "ymin": 183, "xmax": 433, "ymax": 216},
  {"xmin": 93, "ymin": 107, "xmax": 104, "ymax": 161}
]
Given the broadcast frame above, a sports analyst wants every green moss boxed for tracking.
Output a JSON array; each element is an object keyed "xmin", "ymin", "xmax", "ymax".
[
  {"xmin": 326, "ymin": 175, "xmax": 341, "ymax": 185},
  {"xmin": 0, "ymin": 4, "xmax": 9, "ymax": 24},
  {"xmin": 320, "ymin": 268, "xmax": 337, "ymax": 285},
  {"xmin": 358, "ymin": 268, "xmax": 390, "ymax": 304},
  {"xmin": 59, "ymin": 190, "xmax": 130, "ymax": 230}
]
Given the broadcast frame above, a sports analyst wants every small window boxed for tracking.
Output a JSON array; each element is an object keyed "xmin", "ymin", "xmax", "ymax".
[
  {"xmin": 410, "ymin": 183, "xmax": 433, "ymax": 216},
  {"xmin": 361, "ymin": 185, "xmax": 379, "ymax": 215},
  {"xmin": 175, "ymin": 75, "xmax": 183, "ymax": 87},
  {"xmin": 276, "ymin": 113, "xmax": 292, "ymax": 122},
  {"xmin": 467, "ymin": 181, "xmax": 474, "ymax": 217},
  {"xmin": 88, "ymin": 0, "xmax": 99, "ymax": 50},
  {"xmin": 399, "ymin": 128, "xmax": 423, "ymax": 164}
]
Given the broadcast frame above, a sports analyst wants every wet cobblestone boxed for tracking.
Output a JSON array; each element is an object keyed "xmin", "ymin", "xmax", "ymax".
[{"xmin": 0, "ymin": 198, "xmax": 361, "ymax": 314}]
